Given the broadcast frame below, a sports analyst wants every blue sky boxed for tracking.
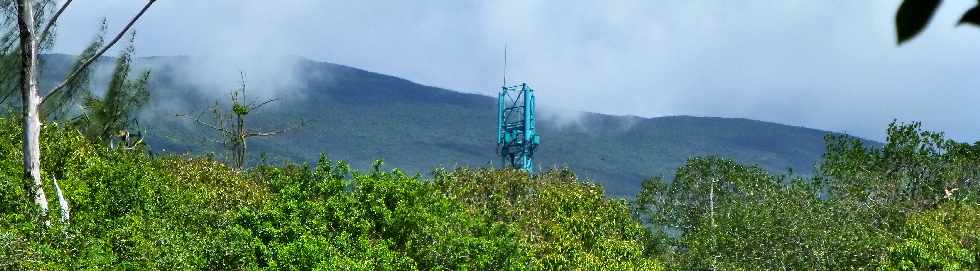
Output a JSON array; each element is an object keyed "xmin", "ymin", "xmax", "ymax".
[{"xmin": 51, "ymin": 0, "xmax": 980, "ymax": 141}]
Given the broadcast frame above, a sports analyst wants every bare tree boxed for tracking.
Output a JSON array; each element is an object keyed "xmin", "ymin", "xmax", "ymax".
[
  {"xmin": 14, "ymin": 0, "xmax": 157, "ymax": 220},
  {"xmin": 181, "ymin": 72, "xmax": 304, "ymax": 169}
]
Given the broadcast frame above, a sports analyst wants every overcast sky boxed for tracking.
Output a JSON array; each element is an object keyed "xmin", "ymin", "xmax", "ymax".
[{"xmin": 51, "ymin": 0, "xmax": 980, "ymax": 142}]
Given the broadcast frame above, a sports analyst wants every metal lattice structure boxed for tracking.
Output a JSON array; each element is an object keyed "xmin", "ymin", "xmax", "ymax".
[{"xmin": 497, "ymin": 83, "xmax": 540, "ymax": 172}]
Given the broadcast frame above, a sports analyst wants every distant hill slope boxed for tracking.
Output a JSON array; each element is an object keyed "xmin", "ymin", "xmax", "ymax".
[{"xmin": 37, "ymin": 54, "xmax": 855, "ymax": 196}]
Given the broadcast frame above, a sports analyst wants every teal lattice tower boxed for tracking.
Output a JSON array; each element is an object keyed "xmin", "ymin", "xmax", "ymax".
[{"xmin": 497, "ymin": 83, "xmax": 540, "ymax": 172}]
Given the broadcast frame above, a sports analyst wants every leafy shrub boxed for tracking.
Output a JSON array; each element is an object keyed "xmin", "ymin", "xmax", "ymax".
[
  {"xmin": 635, "ymin": 122, "xmax": 980, "ymax": 270},
  {"xmin": 0, "ymin": 116, "xmax": 265, "ymax": 269},
  {"xmin": 229, "ymin": 158, "xmax": 529, "ymax": 270},
  {"xmin": 880, "ymin": 203, "xmax": 980, "ymax": 270},
  {"xmin": 636, "ymin": 157, "xmax": 887, "ymax": 270},
  {"xmin": 436, "ymin": 168, "xmax": 664, "ymax": 270},
  {"xmin": 0, "ymin": 116, "xmax": 663, "ymax": 270}
]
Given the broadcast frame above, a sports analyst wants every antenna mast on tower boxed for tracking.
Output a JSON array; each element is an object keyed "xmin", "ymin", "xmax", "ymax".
[
  {"xmin": 503, "ymin": 44, "xmax": 508, "ymax": 86},
  {"xmin": 496, "ymin": 45, "xmax": 540, "ymax": 172}
]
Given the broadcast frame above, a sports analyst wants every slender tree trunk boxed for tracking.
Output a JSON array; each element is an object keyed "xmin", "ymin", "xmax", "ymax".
[
  {"xmin": 236, "ymin": 114, "xmax": 246, "ymax": 169},
  {"xmin": 16, "ymin": 0, "xmax": 48, "ymax": 215},
  {"xmin": 708, "ymin": 177, "xmax": 717, "ymax": 271}
]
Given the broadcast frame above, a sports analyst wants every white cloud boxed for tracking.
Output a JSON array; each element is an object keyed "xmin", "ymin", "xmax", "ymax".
[{"xmin": 51, "ymin": 0, "xmax": 980, "ymax": 142}]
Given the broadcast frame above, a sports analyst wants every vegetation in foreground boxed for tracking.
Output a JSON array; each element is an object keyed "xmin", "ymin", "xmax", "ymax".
[
  {"xmin": 0, "ymin": 116, "xmax": 662, "ymax": 270},
  {"xmin": 0, "ymin": 116, "xmax": 978, "ymax": 270},
  {"xmin": 636, "ymin": 122, "xmax": 980, "ymax": 270}
]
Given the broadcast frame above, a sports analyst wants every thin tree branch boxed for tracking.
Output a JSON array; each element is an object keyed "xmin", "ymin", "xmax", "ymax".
[
  {"xmin": 177, "ymin": 112, "xmax": 233, "ymax": 135},
  {"xmin": 121, "ymin": 136, "xmax": 143, "ymax": 150},
  {"xmin": 202, "ymin": 137, "xmax": 225, "ymax": 145},
  {"xmin": 248, "ymin": 98, "xmax": 279, "ymax": 112},
  {"xmin": 246, "ymin": 130, "xmax": 286, "ymax": 137},
  {"xmin": 240, "ymin": 71, "xmax": 246, "ymax": 96},
  {"xmin": 246, "ymin": 119, "xmax": 306, "ymax": 137},
  {"xmin": 40, "ymin": 0, "xmax": 156, "ymax": 106},
  {"xmin": 0, "ymin": 90, "xmax": 13, "ymax": 106},
  {"xmin": 38, "ymin": 0, "xmax": 73, "ymax": 45}
]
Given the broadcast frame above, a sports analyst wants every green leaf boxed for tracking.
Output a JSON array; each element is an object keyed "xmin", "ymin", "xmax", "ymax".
[
  {"xmin": 958, "ymin": 5, "xmax": 980, "ymax": 27},
  {"xmin": 895, "ymin": 0, "xmax": 943, "ymax": 44}
]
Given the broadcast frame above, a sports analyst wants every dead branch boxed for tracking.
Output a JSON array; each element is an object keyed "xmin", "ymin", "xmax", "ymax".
[
  {"xmin": 248, "ymin": 97, "xmax": 279, "ymax": 112},
  {"xmin": 53, "ymin": 176, "xmax": 69, "ymax": 223},
  {"xmin": 246, "ymin": 119, "xmax": 306, "ymax": 137},
  {"xmin": 176, "ymin": 112, "xmax": 233, "ymax": 135}
]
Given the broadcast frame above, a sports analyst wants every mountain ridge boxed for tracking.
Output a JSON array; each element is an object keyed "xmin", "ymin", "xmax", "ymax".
[{"xmin": 36, "ymin": 54, "xmax": 869, "ymax": 196}]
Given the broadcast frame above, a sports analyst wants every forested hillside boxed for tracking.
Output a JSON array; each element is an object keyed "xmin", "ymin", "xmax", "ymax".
[{"xmin": 38, "ymin": 54, "xmax": 848, "ymax": 196}]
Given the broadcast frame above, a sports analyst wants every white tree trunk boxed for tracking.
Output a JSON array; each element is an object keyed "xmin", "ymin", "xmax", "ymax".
[{"xmin": 16, "ymin": 0, "xmax": 48, "ymax": 215}]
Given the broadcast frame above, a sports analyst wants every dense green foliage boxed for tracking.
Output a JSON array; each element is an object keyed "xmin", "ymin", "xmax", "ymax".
[
  {"xmin": 435, "ymin": 168, "xmax": 662, "ymax": 270},
  {"xmin": 0, "ymin": 116, "xmax": 265, "ymax": 269},
  {"xmin": 636, "ymin": 121, "xmax": 980, "ymax": 270},
  {"xmin": 0, "ymin": 116, "xmax": 664, "ymax": 269},
  {"xmin": 0, "ymin": 88, "xmax": 976, "ymax": 269}
]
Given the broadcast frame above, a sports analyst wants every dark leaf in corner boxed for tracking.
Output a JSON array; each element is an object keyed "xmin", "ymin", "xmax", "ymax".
[
  {"xmin": 896, "ymin": 0, "xmax": 942, "ymax": 44},
  {"xmin": 958, "ymin": 5, "xmax": 980, "ymax": 27}
]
